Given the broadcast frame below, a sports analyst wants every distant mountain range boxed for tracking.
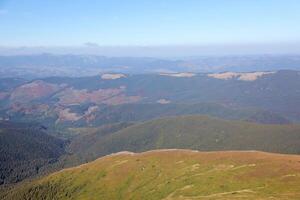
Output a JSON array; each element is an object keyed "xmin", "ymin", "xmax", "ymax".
[
  {"xmin": 0, "ymin": 70, "xmax": 299, "ymax": 126},
  {"xmin": 1, "ymin": 54, "xmax": 300, "ymax": 77}
]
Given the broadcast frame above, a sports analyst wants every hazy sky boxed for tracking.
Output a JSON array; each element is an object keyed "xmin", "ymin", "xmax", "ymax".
[{"xmin": 1, "ymin": 0, "xmax": 300, "ymax": 47}]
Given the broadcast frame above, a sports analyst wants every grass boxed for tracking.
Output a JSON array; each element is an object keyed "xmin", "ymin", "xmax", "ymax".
[{"xmin": 3, "ymin": 149, "xmax": 300, "ymax": 200}]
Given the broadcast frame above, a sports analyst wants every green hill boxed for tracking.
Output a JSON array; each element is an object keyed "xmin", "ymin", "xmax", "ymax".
[
  {"xmin": 3, "ymin": 150, "xmax": 300, "ymax": 200},
  {"xmin": 87, "ymin": 103, "xmax": 290, "ymax": 126},
  {"xmin": 63, "ymin": 122, "xmax": 134, "ymax": 166},
  {"xmin": 65, "ymin": 115, "xmax": 300, "ymax": 165}
]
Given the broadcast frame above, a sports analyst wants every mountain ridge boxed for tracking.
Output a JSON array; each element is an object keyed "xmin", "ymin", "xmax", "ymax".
[{"xmin": 3, "ymin": 149, "xmax": 300, "ymax": 200}]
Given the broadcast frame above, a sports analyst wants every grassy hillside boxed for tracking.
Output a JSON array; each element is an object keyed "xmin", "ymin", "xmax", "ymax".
[
  {"xmin": 65, "ymin": 115, "xmax": 300, "ymax": 164},
  {"xmin": 3, "ymin": 150, "xmax": 300, "ymax": 200},
  {"xmin": 0, "ymin": 122, "xmax": 67, "ymax": 185}
]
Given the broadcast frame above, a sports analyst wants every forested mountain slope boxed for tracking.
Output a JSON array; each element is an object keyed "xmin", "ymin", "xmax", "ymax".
[
  {"xmin": 64, "ymin": 115, "xmax": 300, "ymax": 165},
  {"xmin": 0, "ymin": 122, "xmax": 67, "ymax": 185}
]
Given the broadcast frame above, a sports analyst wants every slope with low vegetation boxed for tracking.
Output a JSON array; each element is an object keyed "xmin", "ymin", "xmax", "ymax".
[{"xmin": 3, "ymin": 150, "xmax": 300, "ymax": 200}]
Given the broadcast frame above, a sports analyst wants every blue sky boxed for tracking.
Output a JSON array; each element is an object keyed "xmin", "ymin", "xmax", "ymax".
[{"xmin": 1, "ymin": 0, "xmax": 300, "ymax": 47}]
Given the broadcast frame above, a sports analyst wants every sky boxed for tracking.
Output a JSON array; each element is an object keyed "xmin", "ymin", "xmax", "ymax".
[{"xmin": 1, "ymin": 0, "xmax": 300, "ymax": 55}]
